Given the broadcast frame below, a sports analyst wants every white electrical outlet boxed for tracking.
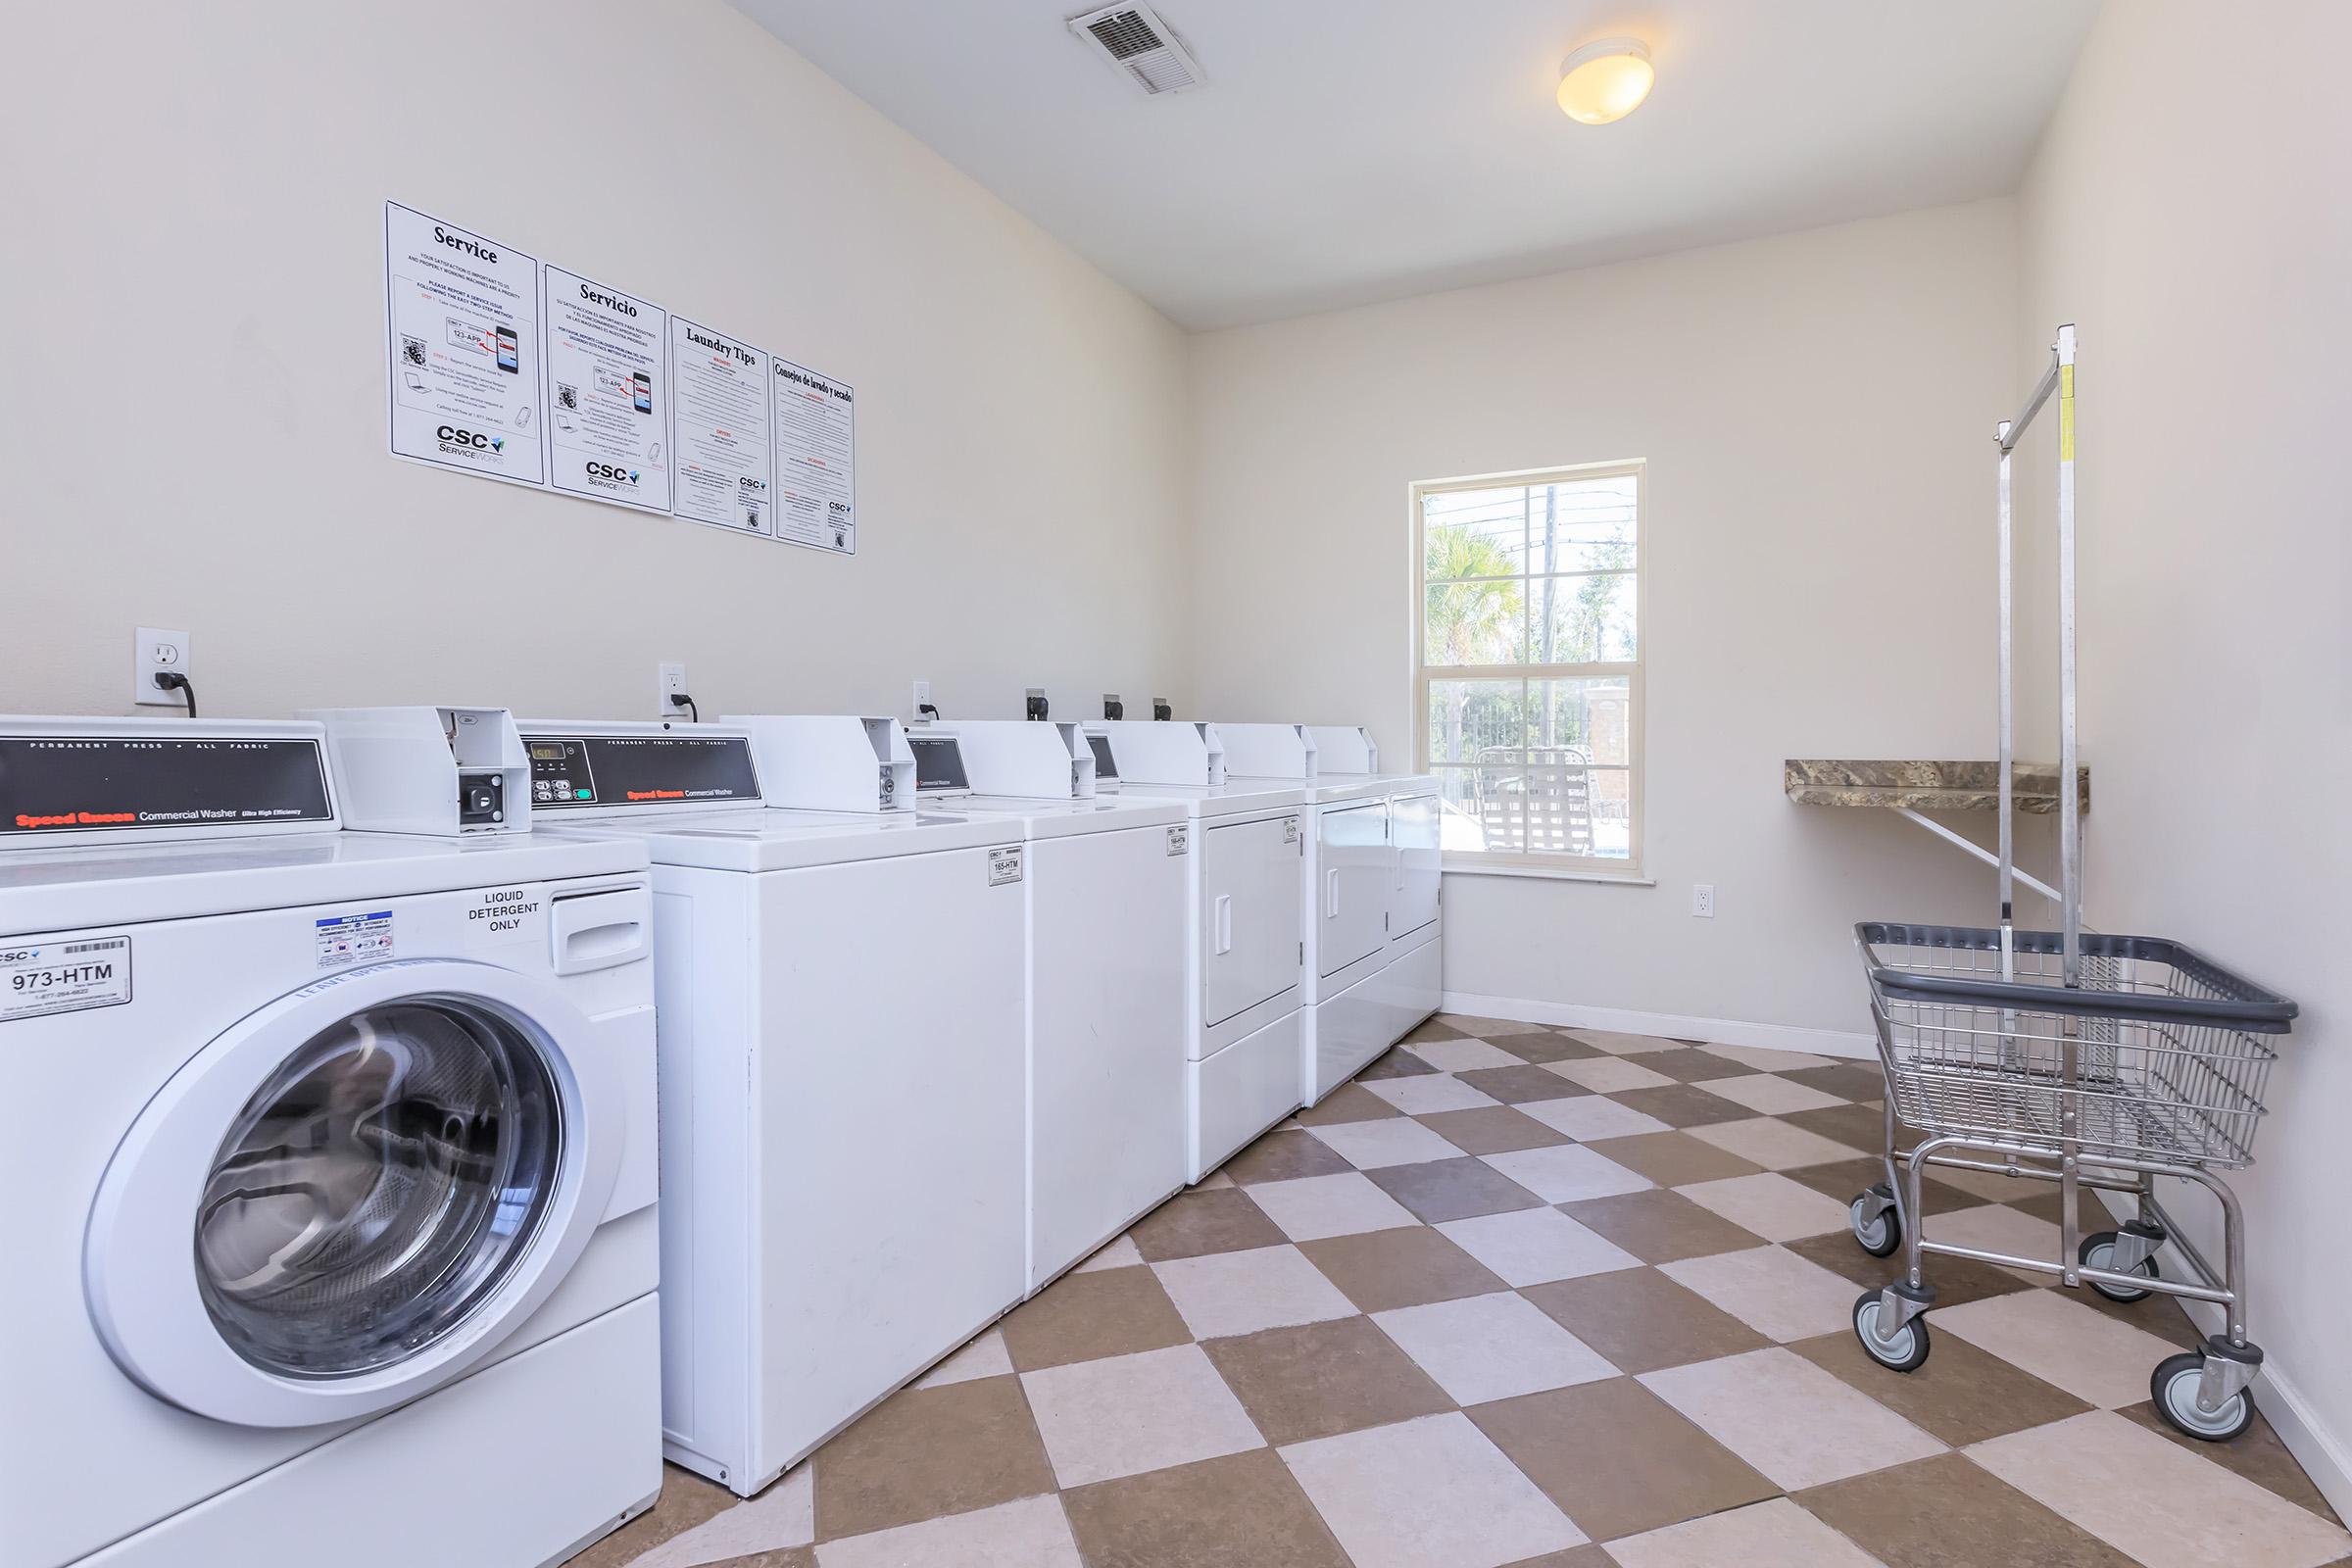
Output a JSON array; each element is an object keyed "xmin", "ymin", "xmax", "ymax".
[
  {"xmin": 1691, "ymin": 884, "xmax": 1716, "ymax": 918},
  {"xmin": 658, "ymin": 662, "xmax": 690, "ymax": 719},
  {"xmin": 133, "ymin": 627, "xmax": 191, "ymax": 706},
  {"xmin": 911, "ymin": 679, "xmax": 931, "ymax": 720}
]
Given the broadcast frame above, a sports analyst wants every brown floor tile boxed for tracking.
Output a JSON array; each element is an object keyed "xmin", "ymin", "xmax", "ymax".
[
  {"xmin": 1128, "ymin": 1188, "xmax": 1290, "ymax": 1262},
  {"xmin": 1222, "ymin": 1128, "xmax": 1355, "ymax": 1186},
  {"xmin": 563, "ymin": 1463, "xmax": 738, "ymax": 1567},
  {"xmin": 1365, "ymin": 1156, "xmax": 1545, "ymax": 1223},
  {"xmin": 1559, "ymin": 1189, "xmax": 1769, "ymax": 1264},
  {"xmin": 1499, "ymin": 1550, "xmax": 1617, "ymax": 1568},
  {"xmin": 1202, "ymin": 1316, "xmax": 1455, "ymax": 1445},
  {"xmin": 1293, "ymin": 1083, "xmax": 1404, "ymax": 1126},
  {"xmin": 1776, "ymin": 1062, "xmax": 1888, "ymax": 1102},
  {"xmin": 2117, "ymin": 1398, "xmax": 2344, "ymax": 1523},
  {"xmin": 2004, "ymin": 1186, "xmax": 2071, "ymax": 1224},
  {"xmin": 1782, "ymin": 1155, "xmax": 1991, "ymax": 1213},
  {"xmin": 1782, "ymin": 1231, "xmax": 2035, "ymax": 1309},
  {"xmin": 701, "ymin": 1552, "xmax": 816, "ymax": 1568},
  {"xmin": 1583, "ymin": 1131, "xmax": 1763, "ymax": 1188},
  {"xmin": 1776, "ymin": 1102, "xmax": 1895, "ymax": 1152},
  {"xmin": 1798, "ymin": 1451, "xmax": 2138, "ymax": 1567},
  {"xmin": 1789, "ymin": 1327, "xmax": 2091, "ymax": 1446},
  {"xmin": 1490, "ymin": 1031, "xmax": 1604, "ymax": 1064},
  {"xmin": 811, "ymin": 1374, "xmax": 1057, "ymax": 1541},
  {"xmin": 1634, "ymin": 1048, "xmax": 1762, "ymax": 1084},
  {"xmin": 1453, "ymin": 1063, "xmax": 1592, "ymax": 1104},
  {"xmin": 1445, "ymin": 1013, "xmax": 1553, "ymax": 1037},
  {"xmin": 1355, "ymin": 1046, "xmax": 1440, "ymax": 1081},
  {"xmin": 1521, "ymin": 1267, "xmax": 1769, "ymax": 1374},
  {"xmin": 1401, "ymin": 1016, "xmax": 1468, "ymax": 1045},
  {"xmin": 1415, "ymin": 1105, "xmax": 1574, "ymax": 1155},
  {"xmin": 1062, "ymin": 1447, "xmax": 1351, "ymax": 1568},
  {"xmin": 1470, "ymin": 1377, "xmax": 1778, "ymax": 1542},
  {"xmin": 1298, "ymin": 1226, "xmax": 1508, "ymax": 1311},
  {"xmin": 1608, "ymin": 1083, "xmax": 1753, "ymax": 1128},
  {"xmin": 1000, "ymin": 1265, "xmax": 1194, "ymax": 1371}
]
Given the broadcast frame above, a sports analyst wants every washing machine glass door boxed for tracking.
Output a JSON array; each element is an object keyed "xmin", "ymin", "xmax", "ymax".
[{"xmin": 86, "ymin": 958, "xmax": 624, "ymax": 1429}]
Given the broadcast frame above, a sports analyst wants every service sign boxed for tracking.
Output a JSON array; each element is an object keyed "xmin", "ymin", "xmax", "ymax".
[{"xmin": 1, "ymin": 936, "xmax": 131, "ymax": 1023}]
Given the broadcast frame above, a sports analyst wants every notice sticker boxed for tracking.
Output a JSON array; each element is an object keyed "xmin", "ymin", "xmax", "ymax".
[
  {"xmin": 1166, "ymin": 825, "xmax": 1190, "ymax": 857},
  {"xmin": 316, "ymin": 910, "xmax": 395, "ymax": 969},
  {"xmin": 988, "ymin": 845, "xmax": 1025, "ymax": 886},
  {"xmin": 1, "ymin": 935, "xmax": 131, "ymax": 1023}
]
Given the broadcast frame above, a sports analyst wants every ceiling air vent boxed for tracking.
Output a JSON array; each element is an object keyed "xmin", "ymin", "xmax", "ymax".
[{"xmin": 1068, "ymin": 4, "xmax": 1205, "ymax": 96}]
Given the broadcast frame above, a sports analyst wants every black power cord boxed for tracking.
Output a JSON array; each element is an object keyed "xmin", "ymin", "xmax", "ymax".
[
  {"xmin": 667, "ymin": 693, "xmax": 700, "ymax": 723},
  {"xmin": 153, "ymin": 671, "xmax": 197, "ymax": 718},
  {"xmin": 916, "ymin": 702, "xmax": 942, "ymax": 721}
]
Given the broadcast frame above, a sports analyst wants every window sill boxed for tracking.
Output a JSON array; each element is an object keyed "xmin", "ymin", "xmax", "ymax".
[{"xmin": 1441, "ymin": 858, "xmax": 1654, "ymax": 886}]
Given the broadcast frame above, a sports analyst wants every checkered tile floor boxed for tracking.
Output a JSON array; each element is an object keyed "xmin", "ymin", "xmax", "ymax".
[{"xmin": 567, "ymin": 1015, "xmax": 2350, "ymax": 1568}]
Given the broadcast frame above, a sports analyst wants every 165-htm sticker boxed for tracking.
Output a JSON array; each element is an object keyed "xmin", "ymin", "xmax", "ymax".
[
  {"xmin": 1, "ymin": 935, "xmax": 132, "ymax": 1022},
  {"xmin": 988, "ymin": 846, "xmax": 1025, "ymax": 886}
]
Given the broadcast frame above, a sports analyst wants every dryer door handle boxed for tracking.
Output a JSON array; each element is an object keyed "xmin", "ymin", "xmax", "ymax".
[{"xmin": 1213, "ymin": 893, "xmax": 1234, "ymax": 955}]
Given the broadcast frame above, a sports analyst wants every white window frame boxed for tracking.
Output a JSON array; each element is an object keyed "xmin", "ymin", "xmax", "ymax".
[{"xmin": 1411, "ymin": 460, "xmax": 1646, "ymax": 878}]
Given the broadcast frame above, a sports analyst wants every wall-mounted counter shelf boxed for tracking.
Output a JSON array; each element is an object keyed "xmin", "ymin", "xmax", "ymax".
[{"xmin": 1785, "ymin": 758, "xmax": 2089, "ymax": 907}]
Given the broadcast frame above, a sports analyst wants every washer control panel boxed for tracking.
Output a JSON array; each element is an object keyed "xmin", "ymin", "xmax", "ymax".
[{"xmin": 526, "ymin": 733, "xmax": 760, "ymax": 810}]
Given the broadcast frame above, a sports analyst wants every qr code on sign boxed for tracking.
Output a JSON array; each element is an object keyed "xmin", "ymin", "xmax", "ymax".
[
  {"xmin": 402, "ymin": 336, "xmax": 426, "ymax": 366},
  {"xmin": 557, "ymin": 383, "xmax": 579, "ymax": 411}
]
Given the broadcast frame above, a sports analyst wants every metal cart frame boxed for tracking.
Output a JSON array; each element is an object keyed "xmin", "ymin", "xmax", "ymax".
[{"xmin": 1844, "ymin": 326, "xmax": 2299, "ymax": 1441}]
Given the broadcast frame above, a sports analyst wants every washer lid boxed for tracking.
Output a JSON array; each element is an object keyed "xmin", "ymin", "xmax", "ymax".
[{"xmin": 84, "ymin": 958, "xmax": 623, "ymax": 1428}]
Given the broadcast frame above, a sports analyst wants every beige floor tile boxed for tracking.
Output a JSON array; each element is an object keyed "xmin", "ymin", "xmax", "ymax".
[
  {"xmin": 1072, "ymin": 1234, "xmax": 1146, "ymax": 1273},
  {"xmin": 1517, "ymin": 1098, "xmax": 1675, "ymax": 1143},
  {"xmin": 1202, "ymin": 1316, "xmax": 1455, "ymax": 1446},
  {"xmin": 1933, "ymin": 1289, "xmax": 2190, "ymax": 1408},
  {"xmin": 1798, "ymin": 1451, "xmax": 2137, "ymax": 1567},
  {"xmin": 1480, "ymin": 1145, "xmax": 1653, "ymax": 1202},
  {"xmin": 1675, "ymin": 1171, "xmax": 1853, "ymax": 1243},
  {"xmin": 1022, "ymin": 1345, "xmax": 1265, "ymax": 1488},
  {"xmin": 1688, "ymin": 1072, "xmax": 1848, "ymax": 1115},
  {"xmin": 632, "ymin": 1466, "xmax": 813, "ymax": 1567},
  {"xmin": 1364, "ymin": 1074, "xmax": 1504, "ymax": 1114},
  {"xmin": 1545, "ymin": 1056, "xmax": 1677, "ymax": 1095},
  {"xmin": 1298, "ymin": 1225, "xmax": 1509, "ymax": 1311},
  {"xmin": 1970, "ymin": 1410, "xmax": 2352, "ymax": 1568},
  {"xmin": 1562, "ymin": 1029, "xmax": 1687, "ymax": 1054},
  {"xmin": 1659, "ymin": 1245, "xmax": 1860, "ymax": 1342},
  {"xmin": 1435, "ymin": 1206, "xmax": 1642, "ymax": 1288},
  {"xmin": 812, "ymin": 1495, "xmax": 1080, "ymax": 1568},
  {"xmin": 1373, "ymin": 1291, "xmax": 1617, "ymax": 1404},
  {"xmin": 1559, "ymin": 1190, "xmax": 1768, "ymax": 1264},
  {"xmin": 1687, "ymin": 1116, "xmax": 1866, "ymax": 1170},
  {"xmin": 1639, "ymin": 1348, "xmax": 1944, "ymax": 1491},
  {"xmin": 1520, "ymin": 1267, "xmax": 1770, "ymax": 1375},
  {"xmin": 812, "ymin": 1376, "xmax": 1058, "ymax": 1542},
  {"xmin": 1221, "ymin": 1128, "xmax": 1357, "ymax": 1185},
  {"xmin": 2116, "ymin": 1399, "xmax": 2343, "ymax": 1522},
  {"xmin": 1600, "ymin": 1496, "xmax": 1883, "ymax": 1568},
  {"xmin": 1060, "ymin": 1448, "xmax": 1351, "ymax": 1568},
  {"xmin": 998, "ymin": 1264, "xmax": 1193, "ymax": 1372},
  {"xmin": 914, "ymin": 1328, "xmax": 1014, "ymax": 1389},
  {"xmin": 1414, "ymin": 1104, "xmax": 1575, "ymax": 1155},
  {"xmin": 1151, "ymin": 1245, "xmax": 1356, "ymax": 1340},
  {"xmin": 1790, "ymin": 1327, "xmax": 2091, "ymax": 1446},
  {"xmin": 1694, "ymin": 1043, "xmax": 1838, "ymax": 1073},
  {"xmin": 1280, "ymin": 1412, "xmax": 1587, "ymax": 1568},
  {"xmin": 1469, "ymin": 1378, "xmax": 1777, "ymax": 1544},
  {"xmin": 1246, "ymin": 1171, "xmax": 1422, "ymax": 1242},
  {"xmin": 1445, "ymin": 1013, "xmax": 1554, "ymax": 1037},
  {"xmin": 1408, "ymin": 1037, "xmax": 1527, "ymax": 1072},
  {"xmin": 1304, "ymin": 1117, "xmax": 1466, "ymax": 1170}
]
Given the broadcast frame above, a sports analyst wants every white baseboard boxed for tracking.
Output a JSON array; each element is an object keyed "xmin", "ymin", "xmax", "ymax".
[{"xmin": 1439, "ymin": 990, "xmax": 1877, "ymax": 1061}]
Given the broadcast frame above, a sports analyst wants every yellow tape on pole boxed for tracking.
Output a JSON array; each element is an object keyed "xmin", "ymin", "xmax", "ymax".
[{"xmin": 2058, "ymin": 364, "xmax": 2076, "ymax": 461}]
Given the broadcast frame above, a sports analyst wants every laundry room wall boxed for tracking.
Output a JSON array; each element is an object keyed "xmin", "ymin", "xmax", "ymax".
[
  {"xmin": 1184, "ymin": 199, "xmax": 2023, "ymax": 1047},
  {"xmin": 2011, "ymin": 0, "xmax": 2352, "ymax": 1510},
  {"xmin": 0, "ymin": 0, "xmax": 1189, "ymax": 724}
]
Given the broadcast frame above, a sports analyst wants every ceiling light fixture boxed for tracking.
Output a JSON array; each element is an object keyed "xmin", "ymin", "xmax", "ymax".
[{"xmin": 1556, "ymin": 37, "xmax": 1654, "ymax": 125}]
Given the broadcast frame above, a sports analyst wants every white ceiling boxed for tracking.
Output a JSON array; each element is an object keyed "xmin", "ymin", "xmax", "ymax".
[{"xmin": 734, "ymin": 0, "xmax": 2100, "ymax": 330}]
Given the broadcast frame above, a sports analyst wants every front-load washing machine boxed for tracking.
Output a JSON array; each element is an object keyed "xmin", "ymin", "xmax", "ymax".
[
  {"xmin": 907, "ymin": 720, "xmax": 1188, "ymax": 1292},
  {"xmin": 0, "ymin": 716, "xmax": 660, "ymax": 1568},
  {"xmin": 506, "ymin": 713, "xmax": 1028, "ymax": 1497}
]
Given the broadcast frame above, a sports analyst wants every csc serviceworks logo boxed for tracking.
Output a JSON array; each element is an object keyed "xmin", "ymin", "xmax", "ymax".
[
  {"xmin": 436, "ymin": 424, "xmax": 506, "ymax": 457},
  {"xmin": 585, "ymin": 461, "xmax": 641, "ymax": 488}
]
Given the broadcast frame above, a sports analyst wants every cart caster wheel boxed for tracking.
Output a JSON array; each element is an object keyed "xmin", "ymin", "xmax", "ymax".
[
  {"xmin": 1853, "ymin": 1290, "xmax": 1932, "ymax": 1372},
  {"xmin": 2081, "ymin": 1231, "xmax": 2161, "ymax": 1302},
  {"xmin": 1850, "ymin": 1184, "xmax": 1901, "ymax": 1258},
  {"xmin": 2153, "ymin": 1351, "xmax": 2255, "ymax": 1442}
]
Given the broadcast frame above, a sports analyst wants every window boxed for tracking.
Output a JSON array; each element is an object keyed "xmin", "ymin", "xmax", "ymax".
[{"xmin": 1414, "ymin": 462, "xmax": 1643, "ymax": 875}]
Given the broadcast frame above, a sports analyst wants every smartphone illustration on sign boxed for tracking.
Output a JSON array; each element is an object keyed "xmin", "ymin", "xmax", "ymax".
[
  {"xmin": 496, "ymin": 325, "xmax": 520, "ymax": 374},
  {"xmin": 632, "ymin": 371, "xmax": 654, "ymax": 415}
]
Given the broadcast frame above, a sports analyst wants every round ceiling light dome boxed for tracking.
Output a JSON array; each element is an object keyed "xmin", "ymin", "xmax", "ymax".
[{"xmin": 1557, "ymin": 37, "xmax": 1654, "ymax": 125}]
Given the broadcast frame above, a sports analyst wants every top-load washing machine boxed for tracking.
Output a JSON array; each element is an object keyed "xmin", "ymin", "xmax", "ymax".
[
  {"xmin": 499, "ymin": 711, "xmax": 1028, "ymax": 1498},
  {"xmin": 1089, "ymin": 720, "xmax": 1308, "ymax": 1180},
  {"xmin": 1217, "ymin": 723, "xmax": 1443, "ymax": 1102},
  {"xmin": 1, "ymin": 715, "xmax": 660, "ymax": 1568},
  {"xmin": 907, "ymin": 720, "xmax": 1188, "ymax": 1289}
]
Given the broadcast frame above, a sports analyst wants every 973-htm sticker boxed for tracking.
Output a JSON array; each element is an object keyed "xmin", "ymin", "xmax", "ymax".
[{"xmin": 1, "ymin": 935, "xmax": 132, "ymax": 1022}]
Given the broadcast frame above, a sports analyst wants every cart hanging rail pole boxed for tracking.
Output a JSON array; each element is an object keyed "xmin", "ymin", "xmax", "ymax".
[
  {"xmin": 2055, "ymin": 323, "xmax": 2081, "ymax": 984},
  {"xmin": 1995, "ymin": 417, "xmax": 2016, "ymax": 979},
  {"xmin": 1998, "ymin": 352, "xmax": 2063, "ymax": 455}
]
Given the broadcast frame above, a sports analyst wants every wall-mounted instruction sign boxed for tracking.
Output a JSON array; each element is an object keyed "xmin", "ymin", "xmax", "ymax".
[
  {"xmin": 772, "ymin": 358, "xmax": 857, "ymax": 555},
  {"xmin": 668, "ymin": 317, "xmax": 774, "ymax": 536},
  {"xmin": 542, "ymin": 265, "xmax": 672, "ymax": 514},
  {"xmin": 384, "ymin": 202, "xmax": 546, "ymax": 486}
]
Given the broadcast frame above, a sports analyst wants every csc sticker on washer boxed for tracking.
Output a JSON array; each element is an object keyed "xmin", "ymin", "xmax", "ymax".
[
  {"xmin": 1166, "ymin": 825, "xmax": 1190, "ymax": 856},
  {"xmin": 1283, "ymin": 817, "xmax": 1300, "ymax": 844},
  {"xmin": 1, "ymin": 935, "xmax": 132, "ymax": 1022},
  {"xmin": 988, "ymin": 845, "xmax": 1025, "ymax": 886}
]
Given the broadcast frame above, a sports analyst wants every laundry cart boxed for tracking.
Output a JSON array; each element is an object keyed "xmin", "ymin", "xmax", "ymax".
[{"xmin": 1846, "ymin": 325, "xmax": 2300, "ymax": 1444}]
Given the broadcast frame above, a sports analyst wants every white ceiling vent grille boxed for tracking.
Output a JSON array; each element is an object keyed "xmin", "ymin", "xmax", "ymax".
[{"xmin": 1068, "ymin": 4, "xmax": 1204, "ymax": 96}]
